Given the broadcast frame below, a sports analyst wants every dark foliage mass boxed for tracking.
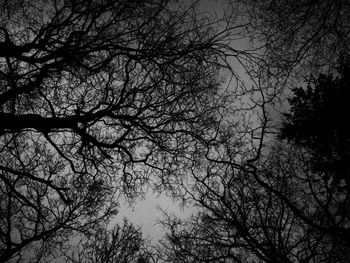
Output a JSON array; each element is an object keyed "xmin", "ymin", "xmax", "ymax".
[{"xmin": 281, "ymin": 57, "xmax": 350, "ymax": 187}]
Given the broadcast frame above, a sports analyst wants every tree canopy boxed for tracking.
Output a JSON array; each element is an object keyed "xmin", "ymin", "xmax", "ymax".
[
  {"xmin": 1, "ymin": 0, "xmax": 350, "ymax": 262},
  {"xmin": 241, "ymin": 0, "xmax": 350, "ymax": 76},
  {"xmin": 159, "ymin": 58, "xmax": 350, "ymax": 263},
  {"xmin": 0, "ymin": 0, "xmax": 239, "ymax": 261},
  {"xmin": 281, "ymin": 57, "xmax": 350, "ymax": 187}
]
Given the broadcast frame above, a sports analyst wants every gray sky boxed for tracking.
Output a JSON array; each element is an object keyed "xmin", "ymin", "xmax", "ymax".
[{"xmin": 115, "ymin": 191, "xmax": 194, "ymax": 241}]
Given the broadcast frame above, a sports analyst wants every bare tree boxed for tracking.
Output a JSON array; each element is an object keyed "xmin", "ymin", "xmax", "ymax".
[
  {"xmin": 158, "ymin": 61, "xmax": 350, "ymax": 262},
  {"xmin": 0, "ymin": 0, "xmax": 245, "ymax": 261},
  {"xmin": 159, "ymin": 142, "xmax": 350, "ymax": 262},
  {"xmin": 155, "ymin": 2, "xmax": 350, "ymax": 262},
  {"xmin": 61, "ymin": 219, "xmax": 152, "ymax": 263},
  {"xmin": 239, "ymin": 0, "xmax": 350, "ymax": 77}
]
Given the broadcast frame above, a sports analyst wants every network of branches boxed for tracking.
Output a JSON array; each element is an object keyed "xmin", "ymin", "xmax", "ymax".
[{"xmin": 0, "ymin": 0, "xmax": 349, "ymax": 262}]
